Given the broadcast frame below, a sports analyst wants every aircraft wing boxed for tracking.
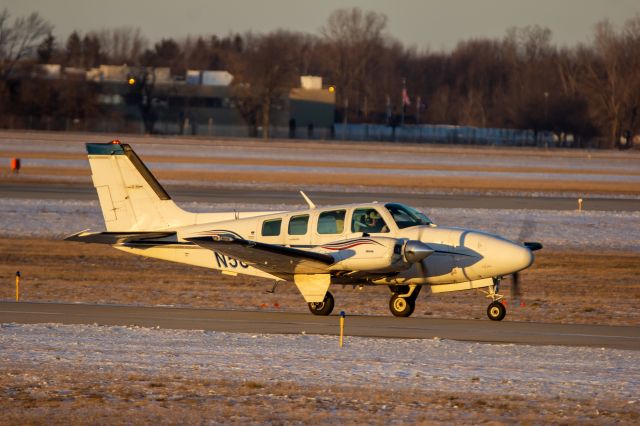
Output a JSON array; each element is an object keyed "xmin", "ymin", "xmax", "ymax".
[
  {"xmin": 186, "ymin": 236, "xmax": 335, "ymax": 278},
  {"xmin": 65, "ymin": 230, "xmax": 177, "ymax": 244}
]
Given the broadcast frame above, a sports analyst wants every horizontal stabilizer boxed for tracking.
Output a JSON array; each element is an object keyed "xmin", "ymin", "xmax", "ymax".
[{"xmin": 65, "ymin": 230, "xmax": 176, "ymax": 244}]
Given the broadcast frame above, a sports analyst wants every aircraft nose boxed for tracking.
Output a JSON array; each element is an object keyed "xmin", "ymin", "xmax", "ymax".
[
  {"xmin": 508, "ymin": 243, "xmax": 534, "ymax": 272},
  {"xmin": 463, "ymin": 232, "xmax": 534, "ymax": 276}
]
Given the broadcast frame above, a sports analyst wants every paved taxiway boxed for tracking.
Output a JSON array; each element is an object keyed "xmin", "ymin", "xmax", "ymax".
[
  {"xmin": 1, "ymin": 302, "xmax": 638, "ymax": 350},
  {"xmin": 1, "ymin": 183, "xmax": 639, "ymax": 211}
]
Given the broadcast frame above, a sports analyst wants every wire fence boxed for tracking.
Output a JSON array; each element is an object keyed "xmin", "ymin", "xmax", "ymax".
[{"xmin": 0, "ymin": 114, "xmax": 610, "ymax": 148}]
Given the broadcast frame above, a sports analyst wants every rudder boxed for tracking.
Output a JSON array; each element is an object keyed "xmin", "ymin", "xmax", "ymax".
[{"xmin": 87, "ymin": 141, "xmax": 194, "ymax": 231}]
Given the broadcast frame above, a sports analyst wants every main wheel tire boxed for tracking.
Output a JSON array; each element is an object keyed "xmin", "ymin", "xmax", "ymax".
[
  {"xmin": 389, "ymin": 294, "xmax": 415, "ymax": 317},
  {"xmin": 308, "ymin": 291, "xmax": 335, "ymax": 316},
  {"xmin": 487, "ymin": 301, "xmax": 506, "ymax": 321}
]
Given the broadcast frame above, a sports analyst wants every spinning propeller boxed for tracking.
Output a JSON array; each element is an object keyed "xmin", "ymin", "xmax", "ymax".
[
  {"xmin": 511, "ymin": 218, "xmax": 543, "ymax": 303},
  {"xmin": 411, "ymin": 227, "xmax": 431, "ymax": 280}
]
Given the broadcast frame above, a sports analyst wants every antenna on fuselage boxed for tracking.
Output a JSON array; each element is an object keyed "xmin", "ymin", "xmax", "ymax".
[{"xmin": 300, "ymin": 191, "xmax": 316, "ymax": 209}]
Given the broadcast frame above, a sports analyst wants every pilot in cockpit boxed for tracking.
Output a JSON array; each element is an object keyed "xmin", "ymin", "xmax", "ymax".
[{"xmin": 364, "ymin": 210, "xmax": 388, "ymax": 233}]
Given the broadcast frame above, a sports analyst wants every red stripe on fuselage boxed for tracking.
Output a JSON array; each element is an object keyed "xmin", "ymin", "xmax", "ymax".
[{"xmin": 321, "ymin": 242, "xmax": 373, "ymax": 251}]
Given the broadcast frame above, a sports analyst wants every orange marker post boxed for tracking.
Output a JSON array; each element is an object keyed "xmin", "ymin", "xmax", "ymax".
[
  {"xmin": 15, "ymin": 271, "xmax": 21, "ymax": 302},
  {"xmin": 339, "ymin": 311, "xmax": 346, "ymax": 347},
  {"xmin": 10, "ymin": 158, "xmax": 21, "ymax": 174}
]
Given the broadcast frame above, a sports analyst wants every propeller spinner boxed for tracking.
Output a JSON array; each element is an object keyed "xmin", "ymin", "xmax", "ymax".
[{"xmin": 403, "ymin": 240, "xmax": 434, "ymax": 263}]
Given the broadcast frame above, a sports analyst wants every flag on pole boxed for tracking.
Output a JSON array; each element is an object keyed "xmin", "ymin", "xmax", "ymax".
[{"xmin": 402, "ymin": 87, "xmax": 411, "ymax": 106}]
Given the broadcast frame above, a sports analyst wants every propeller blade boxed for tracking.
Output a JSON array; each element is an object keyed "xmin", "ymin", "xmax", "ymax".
[
  {"xmin": 524, "ymin": 241, "xmax": 543, "ymax": 251},
  {"xmin": 416, "ymin": 227, "xmax": 429, "ymax": 280},
  {"xmin": 511, "ymin": 271, "xmax": 522, "ymax": 302},
  {"xmin": 517, "ymin": 217, "xmax": 536, "ymax": 242},
  {"xmin": 512, "ymin": 217, "xmax": 538, "ymax": 305}
]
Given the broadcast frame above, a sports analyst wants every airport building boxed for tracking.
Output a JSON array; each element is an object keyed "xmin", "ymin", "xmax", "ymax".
[
  {"xmin": 5, "ymin": 64, "xmax": 571, "ymax": 146},
  {"xmin": 18, "ymin": 64, "xmax": 336, "ymax": 138}
]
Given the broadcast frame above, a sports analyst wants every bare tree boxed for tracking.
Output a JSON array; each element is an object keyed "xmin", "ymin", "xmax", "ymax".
[
  {"xmin": 0, "ymin": 9, "xmax": 52, "ymax": 79},
  {"xmin": 575, "ymin": 18, "xmax": 640, "ymax": 148},
  {"xmin": 321, "ymin": 8, "xmax": 388, "ymax": 122},
  {"xmin": 95, "ymin": 26, "xmax": 147, "ymax": 65},
  {"xmin": 231, "ymin": 31, "xmax": 299, "ymax": 139}
]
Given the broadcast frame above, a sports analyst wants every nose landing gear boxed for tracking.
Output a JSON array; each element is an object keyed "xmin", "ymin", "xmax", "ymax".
[
  {"xmin": 482, "ymin": 278, "xmax": 506, "ymax": 321},
  {"xmin": 487, "ymin": 301, "xmax": 506, "ymax": 321}
]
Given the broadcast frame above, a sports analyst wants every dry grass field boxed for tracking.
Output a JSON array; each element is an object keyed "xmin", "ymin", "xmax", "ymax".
[
  {"xmin": 8, "ymin": 165, "xmax": 640, "ymax": 195},
  {"xmin": 1, "ymin": 237, "xmax": 639, "ymax": 325}
]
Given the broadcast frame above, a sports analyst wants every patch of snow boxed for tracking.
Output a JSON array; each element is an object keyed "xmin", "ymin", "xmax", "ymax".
[{"xmin": 0, "ymin": 323, "xmax": 638, "ymax": 401}]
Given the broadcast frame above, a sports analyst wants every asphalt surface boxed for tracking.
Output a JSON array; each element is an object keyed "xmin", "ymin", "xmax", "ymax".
[
  {"xmin": 1, "ymin": 302, "xmax": 638, "ymax": 350},
  {"xmin": 1, "ymin": 183, "xmax": 639, "ymax": 211}
]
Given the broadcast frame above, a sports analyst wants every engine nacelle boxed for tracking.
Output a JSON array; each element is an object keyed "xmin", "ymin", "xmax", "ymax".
[{"xmin": 319, "ymin": 236, "xmax": 432, "ymax": 273}]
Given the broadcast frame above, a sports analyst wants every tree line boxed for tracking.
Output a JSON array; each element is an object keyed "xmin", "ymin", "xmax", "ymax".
[{"xmin": 1, "ymin": 7, "xmax": 639, "ymax": 147}]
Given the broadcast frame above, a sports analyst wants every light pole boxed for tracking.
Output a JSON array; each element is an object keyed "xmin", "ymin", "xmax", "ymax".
[
  {"xmin": 544, "ymin": 91, "xmax": 549, "ymax": 147},
  {"xmin": 544, "ymin": 91, "xmax": 549, "ymax": 126}
]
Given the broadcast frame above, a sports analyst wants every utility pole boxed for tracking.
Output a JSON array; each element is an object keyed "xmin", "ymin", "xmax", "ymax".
[
  {"xmin": 401, "ymin": 78, "xmax": 406, "ymax": 127},
  {"xmin": 544, "ymin": 91, "xmax": 549, "ymax": 148}
]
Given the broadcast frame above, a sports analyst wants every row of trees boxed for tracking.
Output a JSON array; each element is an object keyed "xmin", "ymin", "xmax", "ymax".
[{"xmin": 1, "ymin": 7, "xmax": 639, "ymax": 147}]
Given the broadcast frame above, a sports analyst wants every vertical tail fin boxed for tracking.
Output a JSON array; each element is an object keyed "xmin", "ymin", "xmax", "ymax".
[{"xmin": 87, "ymin": 141, "xmax": 194, "ymax": 231}]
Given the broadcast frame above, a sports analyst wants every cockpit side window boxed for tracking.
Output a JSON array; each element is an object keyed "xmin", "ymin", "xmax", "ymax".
[
  {"xmin": 317, "ymin": 210, "xmax": 346, "ymax": 234},
  {"xmin": 351, "ymin": 208, "xmax": 389, "ymax": 233},
  {"xmin": 385, "ymin": 203, "xmax": 432, "ymax": 229}
]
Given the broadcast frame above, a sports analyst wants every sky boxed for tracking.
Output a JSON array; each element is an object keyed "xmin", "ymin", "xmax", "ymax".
[{"xmin": 4, "ymin": 0, "xmax": 640, "ymax": 51}]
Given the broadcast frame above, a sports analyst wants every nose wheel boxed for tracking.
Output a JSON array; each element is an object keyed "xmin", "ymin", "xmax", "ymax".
[
  {"xmin": 487, "ymin": 301, "xmax": 506, "ymax": 321},
  {"xmin": 482, "ymin": 279, "xmax": 507, "ymax": 321}
]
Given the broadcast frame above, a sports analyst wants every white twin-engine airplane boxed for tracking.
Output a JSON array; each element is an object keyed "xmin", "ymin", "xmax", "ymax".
[{"xmin": 66, "ymin": 140, "xmax": 542, "ymax": 320}]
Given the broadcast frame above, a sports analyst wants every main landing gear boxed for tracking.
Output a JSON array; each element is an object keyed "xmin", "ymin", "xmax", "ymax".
[
  {"xmin": 483, "ymin": 279, "xmax": 506, "ymax": 321},
  {"xmin": 388, "ymin": 285, "xmax": 421, "ymax": 317},
  {"xmin": 308, "ymin": 291, "xmax": 334, "ymax": 316}
]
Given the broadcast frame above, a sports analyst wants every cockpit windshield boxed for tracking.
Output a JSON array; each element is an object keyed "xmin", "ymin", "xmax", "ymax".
[{"xmin": 385, "ymin": 203, "xmax": 432, "ymax": 229}]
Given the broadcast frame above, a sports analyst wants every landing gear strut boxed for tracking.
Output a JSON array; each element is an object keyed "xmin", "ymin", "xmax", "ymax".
[
  {"xmin": 483, "ymin": 279, "xmax": 506, "ymax": 321},
  {"xmin": 308, "ymin": 291, "xmax": 334, "ymax": 316},
  {"xmin": 388, "ymin": 285, "xmax": 421, "ymax": 317}
]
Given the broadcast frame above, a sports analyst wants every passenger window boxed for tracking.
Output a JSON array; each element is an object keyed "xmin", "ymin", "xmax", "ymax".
[
  {"xmin": 261, "ymin": 218, "xmax": 282, "ymax": 236},
  {"xmin": 351, "ymin": 208, "xmax": 389, "ymax": 233},
  {"xmin": 317, "ymin": 210, "xmax": 346, "ymax": 234},
  {"xmin": 288, "ymin": 215, "xmax": 309, "ymax": 235}
]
